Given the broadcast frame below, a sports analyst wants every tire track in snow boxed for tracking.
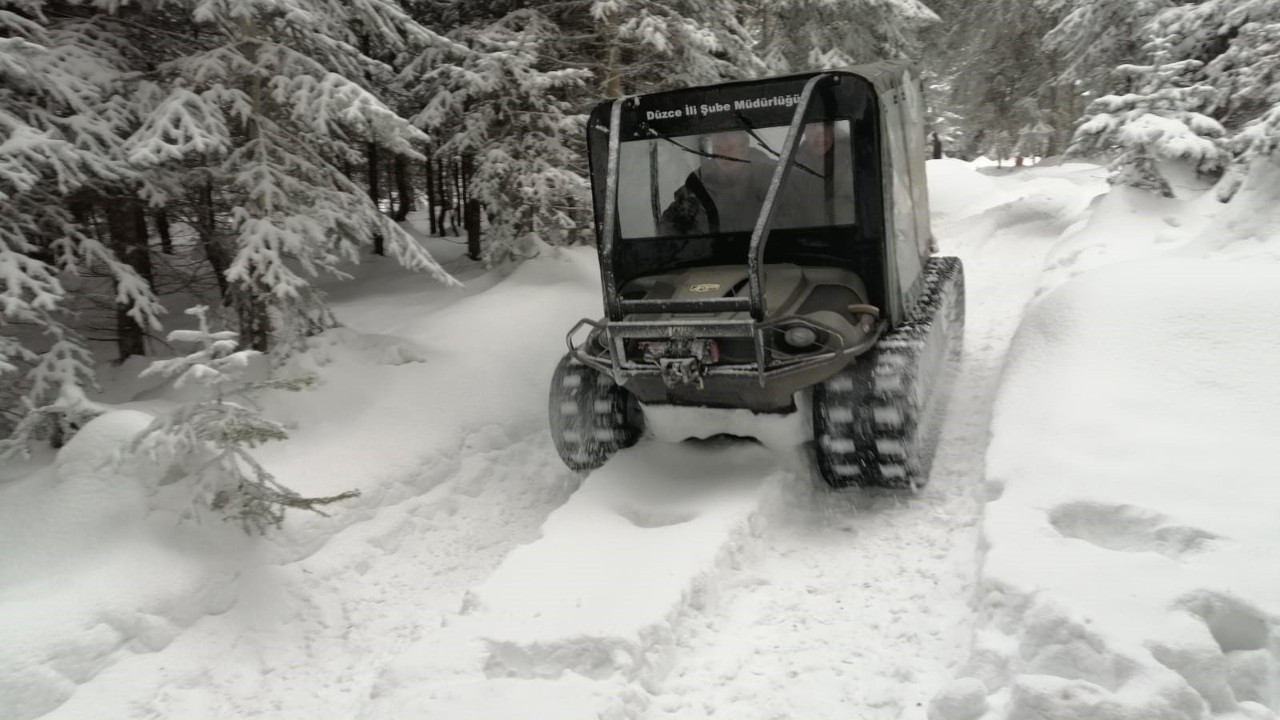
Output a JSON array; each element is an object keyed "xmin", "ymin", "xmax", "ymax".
[
  {"xmin": 44, "ymin": 428, "xmax": 581, "ymax": 720},
  {"xmin": 642, "ymin": 173, "xmax": 1099, "ymax": 720}
]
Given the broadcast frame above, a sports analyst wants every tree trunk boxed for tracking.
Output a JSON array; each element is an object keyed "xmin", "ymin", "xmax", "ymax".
[
  {"xmin": 105, "ymin": 198, "xmax": 153, "ymax": 360},
  {"xmin": 199, "ymin": 182, "xmax": 231, "ymax": 299},
  {"xmin": 424, "ymin": 154, "xmax": 439, "ymax": 235},
  {"xmin": 452, "ymin": 159, "xmax": 464, "ymax": 234},
  {"xmin": 367, "ymin": 140, "xmax": 385, "ymax": 255},
  {"xmin": 602, "ymin": 11, "xmax": 623, "ymax": 98},
  {"xmin": 465, "ymin": 199, "xmax": 482, "ymax": 261},
  {"xmin": 233, "ymin": 286, "xmax": 271, "ymax": 352},
  {"xmin": 155, "ymin": 208, "xmax": 173, "ymax": 253},
  {"xmin": 393, "ymin": 154, "xmax": 412, "ymax": 221},
  {"xmin": 460, "ymin": 154, "xmax": 481, "ymax": 260},
  {"xmin": 445, "ymin": 159, "xmax": 457, "ymax": 234}
]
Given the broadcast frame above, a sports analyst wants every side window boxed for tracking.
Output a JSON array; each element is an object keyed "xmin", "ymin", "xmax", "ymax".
[
  {"xmin": 887, "ymin": 99, "xmax": 922, "ymax": 298},
  {"xmin": 901, "ymin": 79, "xmax": 932, "ymax": 255}
]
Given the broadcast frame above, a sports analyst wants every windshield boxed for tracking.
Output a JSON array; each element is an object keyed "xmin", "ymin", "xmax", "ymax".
[{"xmin": 617, "ymin": 120, "xmax": 854, "ymax": 240}]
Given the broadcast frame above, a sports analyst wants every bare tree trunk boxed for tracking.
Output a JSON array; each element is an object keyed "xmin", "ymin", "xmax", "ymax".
[
  {"xmin": 465, "ymin": 199, "xmax": 482, "ymax": 261},
  {"xmin": 367, "ymin": 140, "xmax": 385, "ymax": 255},
  {"xmin": 442, "ymin": 159, "xmax": 456, "ymax": 235},
  {"xmin": 461, "ymin": 155, "xmax": 481, "ymax": 260},
  {"xmin": 393, "ymin": 154, "xmax": 412, "ymax": 221},
  {"xmin": 602, "ymin": 11, "xmax": 623, "ymax": 98},
  {"xmin": 105, "ymin": 198, "xmax": 153, "ymax": 360},
  {"xmin": 235, "ymin": 16, "xmax": 272, "ymax": 352},
  {"xmin": 453, "ymin": 158, "xmax": 465, "ymax": 234},
  {"xmin": 424, "ymin": 154, "xmax": 439, "ymax": 235},
  {"xmin": 155, "ymin": 208, "xmax": 173, "ymax": 253},
  {"xmin": 198, "ymin": 182, "xmax": 231, "ymax": 299}
]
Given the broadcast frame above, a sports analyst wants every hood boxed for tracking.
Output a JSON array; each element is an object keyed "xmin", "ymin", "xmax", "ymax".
[{"xmin": 622, "ymin": 264, "xmax": 809, "ymax": 318}]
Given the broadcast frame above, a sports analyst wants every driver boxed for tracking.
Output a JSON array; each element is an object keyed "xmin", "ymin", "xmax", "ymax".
[
  {"xmin": 777, "ymin": 121, "xmax": 855, "ymax": 229},
  {"xmin": 659, "ymin": 131, "xmax": 777, "ymax": 235}
]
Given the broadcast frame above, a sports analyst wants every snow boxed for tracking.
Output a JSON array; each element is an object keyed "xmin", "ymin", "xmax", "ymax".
[
  {"xmin": 3, "ymin": 156, "xmax": 1279, "ymax": 720},
  {"xmin": 959, "ymin": 257, "xmax": 1280, "ymax": 719}
]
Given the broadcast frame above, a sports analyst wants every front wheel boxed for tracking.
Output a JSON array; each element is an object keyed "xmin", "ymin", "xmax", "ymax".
[{"xmin": 548, "ymin": 354, "xmax": 643, "ymax": 472}]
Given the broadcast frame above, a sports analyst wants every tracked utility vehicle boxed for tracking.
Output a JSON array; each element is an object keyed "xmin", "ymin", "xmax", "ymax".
[{"xmin": 549, "ymin": 63, "xmax": 964, "ymax": 489}]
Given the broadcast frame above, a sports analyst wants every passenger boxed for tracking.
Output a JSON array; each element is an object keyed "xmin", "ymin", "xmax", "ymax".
[
  {"xmin": 778, "ymin": 122, "xmax": 856, "ymax": 228},
  {"xmin": 659, "ymin": 131, "xmax": 777, "ymax": 235}
]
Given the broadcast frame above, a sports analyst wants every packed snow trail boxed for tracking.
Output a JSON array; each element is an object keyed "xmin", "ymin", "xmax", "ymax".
[
  {"xmin": 641, "ymin": 161, "xmax": 1108, "ymax": 719},
  {"xmin": 1, "ymin": 160, "xmax": 1109, "ymax": 720},
  {"xmin": 359, "ymin": 161, "xmax": 1109, "ymax": 720}
]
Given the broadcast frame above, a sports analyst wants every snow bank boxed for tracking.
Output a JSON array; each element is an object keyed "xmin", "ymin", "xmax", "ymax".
[
  {"xmin": 6, "ymin": 243, "xmax": 607, "ymax": 719},
  {"xmin": 1181, "ymin": 156, "xmax": 1280, "ymax": 262},
  {"xmin": 0, "ymin": 412, "xmax": 239, "ymax": 720},
  {"xmin": 928, "ymin": 159, "xmax": 1104, "ymax": 241},
  {"xmin": 236, "ymin": 244, "xmax": 606, "ymax": 562},
  {"xmin": 1038, "ymin": 185, "xmax": 1221, "ymax": 296},
  {"xmin": 928, "ymin": 159, "xmax": 1003, "ymax": 217},
  {"xmin": 942, "ymin": 257, "xmax": 1280, "ymax": 720}
]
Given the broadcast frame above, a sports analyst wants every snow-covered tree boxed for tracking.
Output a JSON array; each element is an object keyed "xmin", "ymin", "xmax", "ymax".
[
  {"xmin": 924, "ymin": 0, "xmax": 1076, "ymax": 160},
  {"xmin": 1042, "ymin": 0, "xmax": 1175, "ymax": 90},
  {"xmin": 125, "ymin": 0, "xmax": 459, "ymax": 351},
  {"xmin": 1069, "ymin": 43, "xmax": 1229, "ymax": 197},
  {"xmin": 1015, "ymin": 117, "xmax": 1057, "ymax": 160},
  {"xmin": 1148, "ymin": 0, "xmax": 1280, "ymax": 195},
  {"xmin": 754, "ymin": 0, "xmax": 939, "ymax": 72},
  {"xmin": 403, "ymin": 9, "xmax": 594, "ymax": 262},
  {"xmin": 583, "ymin": 0, "xmax": 762, "ymax": 94},
  {"xmin": 1, "ymin": 3, "xmax": 163, "ymax": 453},
  {"xmin": 402, "ymin": 0, "xmax": 765, "ymax": 262},
  {"xmin": 127, "ymin": 306, "xmax": 357, "ymax": 534}
]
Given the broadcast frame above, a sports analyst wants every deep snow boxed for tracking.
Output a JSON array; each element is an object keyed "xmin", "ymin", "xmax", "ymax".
[{"xmin": 2, "ymin": 156, "xmax": 1278, "ymax": 720}]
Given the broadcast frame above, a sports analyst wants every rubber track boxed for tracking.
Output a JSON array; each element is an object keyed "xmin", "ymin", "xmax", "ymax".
[
  {"xmin": 814, "ymin": 256, "xmax": 965, "ymax": 488},
  {"xmin": 549, "ymin": 355, "xmax": 643, "ymax": 472}
]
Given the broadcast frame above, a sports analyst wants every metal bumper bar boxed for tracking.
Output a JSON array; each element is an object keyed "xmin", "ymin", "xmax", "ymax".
[{"xmin": 566, "ymin": 315, "xmax": 885, "ymax": 387}]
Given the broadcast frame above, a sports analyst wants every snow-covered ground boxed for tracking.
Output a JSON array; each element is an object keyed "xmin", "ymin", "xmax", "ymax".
[{"xmin": 2, "ymin": 156, "xmax": 1278, "ymax": 720}]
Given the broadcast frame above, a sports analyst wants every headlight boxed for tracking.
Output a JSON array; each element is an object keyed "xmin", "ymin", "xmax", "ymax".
[{"xmin": 783, "ymin": 325, "xmax": 818, "ymax": 348}]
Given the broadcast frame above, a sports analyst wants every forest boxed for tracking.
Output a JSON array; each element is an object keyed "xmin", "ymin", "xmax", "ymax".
[{"xmin": 2, "ymin": 0, "xmax": 1278, "ymax": 454}]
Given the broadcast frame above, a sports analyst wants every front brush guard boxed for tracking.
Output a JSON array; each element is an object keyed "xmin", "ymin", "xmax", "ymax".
[{"xmin": 566, "ymin": 314, "xmax": 886, "ymax": 388}]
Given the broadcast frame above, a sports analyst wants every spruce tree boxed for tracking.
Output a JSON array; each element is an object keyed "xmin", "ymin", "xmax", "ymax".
[
  {"xmin": 1070, "ymin": 41, "xmax": 1229, "ymax": 197},
  {"xmin": 127, "ymin": 306, "xmax": 358, "ymax": 534},
  {"xmin": 1, "ymin": 2, "xmax": 163, "ymax": 454},
  {"xmin": 124, "ymin": 0, "xmax": 459, "ymax": 351}
]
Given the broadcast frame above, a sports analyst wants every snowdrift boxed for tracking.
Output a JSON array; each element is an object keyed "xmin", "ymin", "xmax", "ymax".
[{"xmin": 939, "ymin": 256, "xmax": 1280, "ymax": 720}]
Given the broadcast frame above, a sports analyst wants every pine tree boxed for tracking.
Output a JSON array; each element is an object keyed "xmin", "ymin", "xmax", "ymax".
[
  {"xmin": 124, "ymin": 0, "xmax": 460, "ymax": 351},
  {"xmin": 754, "ymin": 0, "xmax": 939, "ymax": 72},
  {"xmin": 1149, "ymin": 0, "xmax": 1280, "ymax": 195},
  {"xmin": 923, "ymin": 0, "xmax": 1078, "ymax": 160},
  {"xmin": 1069, "ymin": 41, "xmax": 1229, "ymax": 197},
  {"xmin": 567, "ymin": 0, "xmax": 762, "ymax": 95},
  {"xmin": 127, "ymin": 306, "xmax": 358, "ymax": 534},
  {"xmin": 1, "ymin": 2, "xmax": 164, "ymax": 453},
  {"xmin": 1042, "ymin": 0, "xmax": 1176, "ymax": 90},
  {"xmin": 401, "ymin": 0, "xmax": 765, "ymax": 263},
  {"xmin": 402, "ymin": 9, "xmax": 595, "ymax": 262}
]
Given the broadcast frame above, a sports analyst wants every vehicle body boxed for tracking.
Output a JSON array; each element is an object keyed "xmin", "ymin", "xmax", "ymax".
[{"xmin": 550, "ymin": 62, "xmax": 965, "ymax": 489}]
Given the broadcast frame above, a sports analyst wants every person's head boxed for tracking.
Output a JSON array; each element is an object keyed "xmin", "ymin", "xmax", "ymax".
[
  {"xmin": 802, "ymin": 122, "xmax": 836, "ymax": 156},
  {"xmin": 707, "ymin": 131, "xmax": 752, "ymax": 177}
]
